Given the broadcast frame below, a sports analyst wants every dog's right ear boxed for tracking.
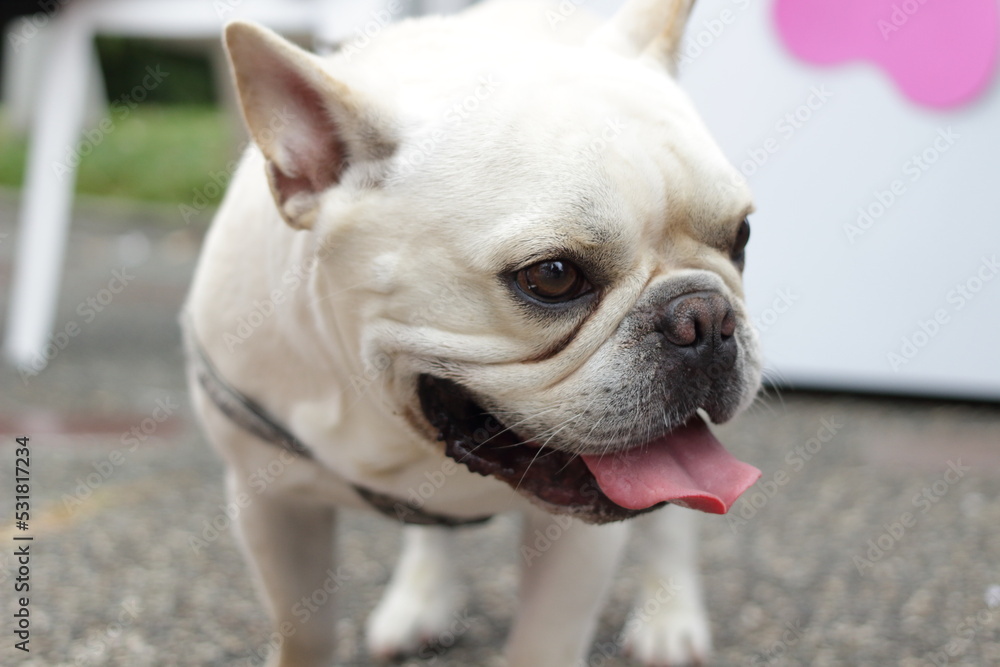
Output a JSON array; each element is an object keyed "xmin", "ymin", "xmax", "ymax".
[
  {"xmin": 224, "ymin": 21, "xmax": 394, "ymax": 230},
  {"xmin": 588, "ymin": 0, "xmax": 695, "ymax": 74}
]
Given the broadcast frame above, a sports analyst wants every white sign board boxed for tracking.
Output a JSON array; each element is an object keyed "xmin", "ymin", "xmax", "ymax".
[{"xmin": 674, "ymin": 0, "xmax": 1000, "ymax": 400}]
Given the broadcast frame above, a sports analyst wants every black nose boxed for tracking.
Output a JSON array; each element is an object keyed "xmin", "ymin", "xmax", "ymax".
[{"xmin": 658, "ymin": 291, "xmax": 737, "ymax": 368}]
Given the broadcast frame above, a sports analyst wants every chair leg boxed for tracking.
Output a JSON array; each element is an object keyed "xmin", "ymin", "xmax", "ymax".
[
  {"xmin": 3, "ymin": 17, "xmax": 46, "ymax": 134},
  {"xmin": 3, "ymin": 8, "xmax": 94, "ymax": 370}
]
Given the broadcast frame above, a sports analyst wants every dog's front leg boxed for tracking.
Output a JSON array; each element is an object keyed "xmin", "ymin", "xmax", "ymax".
[
  {"xmin": 621, "ymin": 505, "xmax": 711, "ymax": 666},
  {"xmin": 365, "ymin": 525, "xmax": 461, "ymax": 659},
  {"xmin": 230, "ymin": 472, "xmax": 338, "ymax": 667},
  {"xmin": 506, "ymin": 508, "xmax": 630, "ymax": 667}
]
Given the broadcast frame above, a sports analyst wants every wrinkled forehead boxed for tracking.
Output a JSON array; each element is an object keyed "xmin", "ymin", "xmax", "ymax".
[
  {"xmin": 393, "ymin": 47, "xmax": 752, "ymax": 249},
  {"xmin": 415, "ymin": 100, "xmax": 747, "ymax": 239}
]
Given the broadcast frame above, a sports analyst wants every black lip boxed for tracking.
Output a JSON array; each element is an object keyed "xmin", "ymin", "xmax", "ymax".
[{"xmin": 417, "ymin": 374, "xmax": 665, "ymax": 524}]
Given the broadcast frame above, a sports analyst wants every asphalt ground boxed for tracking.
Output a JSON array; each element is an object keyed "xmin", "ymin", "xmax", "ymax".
[{"xmin": 1, "ymin": 191, "xmax": 999, "ymax": 667}]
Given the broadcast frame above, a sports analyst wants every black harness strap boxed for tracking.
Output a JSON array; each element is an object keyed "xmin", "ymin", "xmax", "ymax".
[
  {"xmin": 352, "ymin": 485, "xmax": 492, "ymax": 528},
  {"xmin": 189, "ymin": 337, "xmax": 314, "ymax": 460},
  {"xmin": 185, "ymin": 321, "xmax": 491, "ymax": 528}
]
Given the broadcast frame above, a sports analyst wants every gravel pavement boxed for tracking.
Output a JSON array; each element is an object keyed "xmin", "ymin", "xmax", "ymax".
[{"xmin": 1, "ymin": 192, "xmax": 999, "ymax": 667}]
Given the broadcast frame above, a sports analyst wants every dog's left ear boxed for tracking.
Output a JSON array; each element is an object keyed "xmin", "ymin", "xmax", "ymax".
[
  {"xmin": 588, "ymin": 0, "xmax": 695, "ymax": 74},
  {"xmin": 224, "ymin": 21, "xmax": 394, "ymax": 230}
]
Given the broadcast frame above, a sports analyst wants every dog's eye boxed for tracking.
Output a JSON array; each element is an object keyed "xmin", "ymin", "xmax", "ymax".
[
  {"xmin": 515, "ymin": 260, "xmax": 591, "ymax": 303},
  {"xmin": 731, "ymin": 218, "xmax": 750, "ymax": 268}
]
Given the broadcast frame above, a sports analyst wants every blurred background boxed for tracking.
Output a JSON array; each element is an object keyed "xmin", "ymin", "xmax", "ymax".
[{"xmin": 0, "ymin": 1, "xmax": 998, "ymax": 666}]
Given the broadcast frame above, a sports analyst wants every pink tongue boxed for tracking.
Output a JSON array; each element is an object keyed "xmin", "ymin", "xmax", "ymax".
[{"xmin": 581, "ymin": 416, "xmax": 760, "ymax": 514}]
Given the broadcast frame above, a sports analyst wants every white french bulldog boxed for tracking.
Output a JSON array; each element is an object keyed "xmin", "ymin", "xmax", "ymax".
[{"xmin": 183, "ymin": 0, "xmax": 762, "ymax": 665}]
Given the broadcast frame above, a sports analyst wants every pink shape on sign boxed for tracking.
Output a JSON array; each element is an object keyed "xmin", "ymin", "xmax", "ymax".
[{"xmin": 774, "ymin": 0, "xmax": 1000, "ymax": 109}]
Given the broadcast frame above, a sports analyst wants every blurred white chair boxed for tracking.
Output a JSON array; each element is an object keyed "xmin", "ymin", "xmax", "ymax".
[{"xmin": 2, "ymin": 0, "xmax": 473, "ymax": 368}]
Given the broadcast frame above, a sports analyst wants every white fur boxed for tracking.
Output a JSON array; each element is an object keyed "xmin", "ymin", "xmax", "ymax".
[{"xmin": 185, "ymin": 1, "xmax": 758, "ymax": 665}]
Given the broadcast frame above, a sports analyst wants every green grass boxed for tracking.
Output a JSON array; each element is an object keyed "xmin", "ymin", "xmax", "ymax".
[{"xmin": 0, "ymin": 105, "xmax": 240, "ymax": 206}]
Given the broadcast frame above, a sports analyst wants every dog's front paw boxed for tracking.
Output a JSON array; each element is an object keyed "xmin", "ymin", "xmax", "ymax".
[
  {"xmin": 620, "ymin": 601, "xmax": 711, "ymax": 666},
  {"xmin": 364, "ymin": 574, "xmax": 461, "ymax": 661}
]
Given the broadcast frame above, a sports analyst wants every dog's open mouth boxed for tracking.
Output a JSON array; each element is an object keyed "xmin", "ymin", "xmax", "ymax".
[{"xmin": 417, "ymin": 375, "xmax": 761, "ymax": 524}]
